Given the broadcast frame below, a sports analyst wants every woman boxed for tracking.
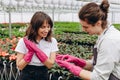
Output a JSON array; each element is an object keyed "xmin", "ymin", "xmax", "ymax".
[
  {"xmin": 56, "ymin": 0, "xmax": 120, "ymax": 80},
  {"xmin": 15, "ymin": 11, "xmax": 59, "ymax": 80}
]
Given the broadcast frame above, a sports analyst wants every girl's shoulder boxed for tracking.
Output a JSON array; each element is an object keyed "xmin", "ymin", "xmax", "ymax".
[
  {"xmin": 51, "ymin": 37, "xmax": 57, "ymax": 41},
  {"xmin": 18, "ymin": 38, "xmax": 24, "ymax": 43},
  {"xmin": 51, "ymin": 37, "xmax": 58, "ymax": 42}
]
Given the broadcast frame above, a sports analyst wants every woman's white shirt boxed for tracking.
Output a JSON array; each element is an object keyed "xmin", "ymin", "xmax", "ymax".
[{"xmin": 91, "ymin": 25, "xmax": 120, "ymax": 80}]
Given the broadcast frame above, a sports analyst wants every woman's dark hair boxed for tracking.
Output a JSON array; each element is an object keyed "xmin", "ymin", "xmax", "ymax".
[
  {"xmin": 78, "ymin": 0, "xmax": 109, "ymax": 29},
  {"xmin": 25, "ymin": 11, "xmax": 53, "ymax": 43}
]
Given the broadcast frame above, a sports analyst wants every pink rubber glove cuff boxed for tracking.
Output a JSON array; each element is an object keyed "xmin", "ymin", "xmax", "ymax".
[
  {"xmin": 68, "ymin": 63, "xmax": 82, "ymax": 76},
  {"xmin": 24, "ymin": 51, "xmax": 34, "ymax": 63}
]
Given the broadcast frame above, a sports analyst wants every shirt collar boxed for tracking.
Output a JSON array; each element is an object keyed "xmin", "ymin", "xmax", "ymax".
[{"xmin": 98, "ymin": 24, "xmax": 112, "ymax": 40}]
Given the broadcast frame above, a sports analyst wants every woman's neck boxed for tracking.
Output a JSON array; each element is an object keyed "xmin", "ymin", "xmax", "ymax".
[{"xmin": 98, "ymin": 27, "xmax": 108, "ymax": 36}]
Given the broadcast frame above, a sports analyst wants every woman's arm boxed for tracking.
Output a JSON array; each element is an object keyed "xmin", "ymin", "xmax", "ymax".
[
  {"xmin": 84, "ymin": 61, "xmax": 93, "ymax": 71},
  {"xmin": 16, "ymin": 53, "xmax": 28, "ymax": 70},
  {"xmin": 56, "ymin": 59, "xmax": 92, "ymax": 80},
  {"xmin": 43, "ymin": 52, "xmax": 56, "ymax": 69},
  {"xmin": 79, "ymin": 69, "xmax": 91, "ymax": 80}
]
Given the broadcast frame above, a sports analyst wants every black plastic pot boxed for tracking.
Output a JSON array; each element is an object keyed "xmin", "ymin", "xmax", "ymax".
[{"xmin": 49, "ymin": 72, "xmax": 82, "ymax": 80}]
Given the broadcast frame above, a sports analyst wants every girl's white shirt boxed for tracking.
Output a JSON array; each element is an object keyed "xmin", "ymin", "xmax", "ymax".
[{"xmin": 15, "ymin": 37, "xmax": 59, "ymax": 66}]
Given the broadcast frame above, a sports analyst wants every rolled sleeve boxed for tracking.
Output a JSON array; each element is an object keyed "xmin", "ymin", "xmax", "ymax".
[
  {"xmin": 51, "ymin": 38, "xmax": 59, "ymax": 52},
  {"xmin": 15, "ymin": 38, "xmax": 27, "ymax": 54}
]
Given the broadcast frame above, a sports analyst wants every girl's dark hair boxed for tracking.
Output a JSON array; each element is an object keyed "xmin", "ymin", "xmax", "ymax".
[
  {"xmin": 78, "ymin": 0, "xmax": 109, "ymax": 29},
  {"xmin": 25, "ymin": 11, "xmax": 53, "ymax": 43}
]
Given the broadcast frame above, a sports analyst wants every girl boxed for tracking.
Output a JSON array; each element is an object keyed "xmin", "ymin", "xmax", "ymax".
[{"xmin": 15, "ymin": 11, "xmax": 58, "ymax": 80}]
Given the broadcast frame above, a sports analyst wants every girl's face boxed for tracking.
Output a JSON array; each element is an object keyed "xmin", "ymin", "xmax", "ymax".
[
  {"xmin": 37, "ymin": 20, "xmax": 51, "ymax": 41},
  {"xmin": 80, "ymin": 20, "xmax": 103, "ymax": 35}
]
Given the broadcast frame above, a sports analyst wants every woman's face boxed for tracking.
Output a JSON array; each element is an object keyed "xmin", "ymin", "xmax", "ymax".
[
  {"xmin": 80, "ymin": 20, "xmax": 103, "ymax": 35},
  {"xmin": 37, "ymin": 20, "xmax": 51, "ymax": 40}
]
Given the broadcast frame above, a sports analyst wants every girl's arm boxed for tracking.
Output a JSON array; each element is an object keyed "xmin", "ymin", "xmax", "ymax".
[
  {"xmin": 43, "ymin": 52, "xmax": 56, "ymax": 69},
  {"xmin": 16, "ymin": 53, "xmax": 28, "ymax": 70}
]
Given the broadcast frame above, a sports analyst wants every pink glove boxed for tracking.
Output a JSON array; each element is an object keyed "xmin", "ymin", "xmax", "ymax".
[
  {"xmin": 23, "ymin": 38, "xmax": 48, "ymax": 63},
  {"xmin": 57, "ymin": 54, "xmax": 86, "ymax": 67},
  {"xmin": 23, "ymin": 41, "xmax": 34, "ymax": 63},
  {"xmin": 56, "ymin": 54, "xmax": 64, "ymax": 60},
  {"xmin": 56, "ymin": 60, "xmax": 82, "ymax": 76},
  {"xmin": 24, "ymin": 51, "xmax": 34, "ymax": 63}
]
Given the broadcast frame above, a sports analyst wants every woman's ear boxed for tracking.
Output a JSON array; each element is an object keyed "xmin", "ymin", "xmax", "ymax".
[{"xmin": 96, "ymin": 20, "xmax": 102, "ymax": 26}]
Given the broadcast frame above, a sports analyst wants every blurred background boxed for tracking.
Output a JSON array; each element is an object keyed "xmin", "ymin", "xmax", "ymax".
[{"xmin": 0, "ymin": 0, "xmax": 120, "ymax": 23}]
